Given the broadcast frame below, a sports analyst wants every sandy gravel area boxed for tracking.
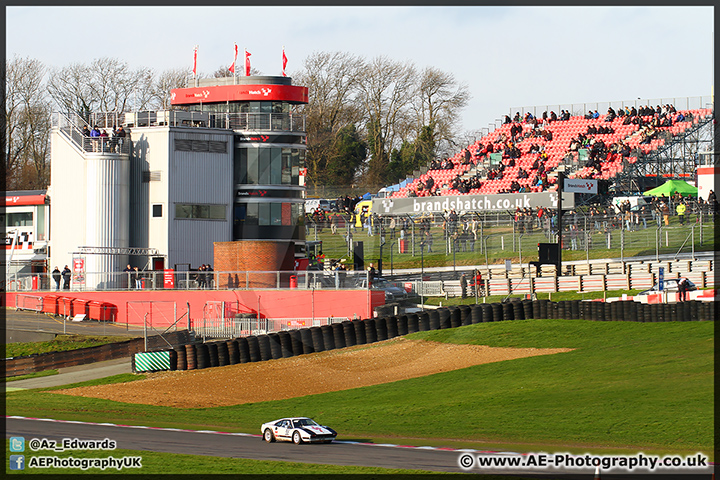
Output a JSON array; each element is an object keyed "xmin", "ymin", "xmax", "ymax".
[{"xmin": 56, "ymin": 338, "xmax": 572, "ymax": 408}]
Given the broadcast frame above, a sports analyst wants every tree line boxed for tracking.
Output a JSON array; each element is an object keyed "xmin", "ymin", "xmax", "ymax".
[{"xmin": 3, "ymin": 52, "xmax": 470, "ymax": 192}]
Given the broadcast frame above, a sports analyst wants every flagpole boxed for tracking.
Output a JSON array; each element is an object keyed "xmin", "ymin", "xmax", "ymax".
[{"xmin": 194, "ymin": 45, "xmax": 199, "ymax": 88}]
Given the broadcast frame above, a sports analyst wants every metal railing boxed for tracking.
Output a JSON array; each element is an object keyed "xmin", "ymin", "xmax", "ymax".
[
  {"xmin": 506, "ymin": 95, "xmax": 713, "ymax": 127},
  {"xmin": 53, "ymin": 112, "xmax": 132, "ymax": 155},
  {"xmin": 190, "ymin": 316, "xmax": 348, "ymax": 339},
  {"xmin": 87, "ymin": 110, "xmax": 306, "ymax": 133}
]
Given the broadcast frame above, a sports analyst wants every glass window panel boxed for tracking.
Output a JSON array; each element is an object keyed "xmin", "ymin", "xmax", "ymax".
[
  {"xmin": 281, "ymin": 148, "xmax": 292, "ymax": 184},
  {"xmin": 152, "ymin": 204, "xmax": 163, "ymax": 218},
  {"xmin": 175, "ymin": 204, "xmax": 192, "ymax": 219},
  {"xmin": 270, "ymin": 148, "xmax": 282, "ymax": 184},
  {"xmin": 258, "ymin": 203, "xmax": 271, "ymax": 225},
  {"xmin": 193, "ymin": 205, "xmax": 209, "ymax": 219},
  {"xmin": 247, "ymin": 149, "xmax": 259, "ymax": 184},
  {"xmin": 245, "ymin": 203, "xmax": 258, "ymax": 225},
  {"xmin": 258, "ymin": 148, "xmax": 271, "ymax": 184},
  {"xmin": 8, "ymin": 212, "xmax": 33, "ymax": 226},
  {"xmin": 235, "ymin": 148, "xmax": 247, "ymax": 184},
  {"xmin": 209, "ymin": 205, "xmax": 226, "ymax": 219},
  {"xmin": 271, "ymin": 203, "xmax": 283, "ymax": 226},
  {"xmin": 36, "ymin": 207, "xmax": 45, "ymax": 239},
  {"xmin": 235, "ymin": 204, "xmax": 246, "ymax": 223}
]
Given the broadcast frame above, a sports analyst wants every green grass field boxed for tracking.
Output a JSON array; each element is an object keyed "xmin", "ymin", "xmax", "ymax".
[
  {"xmin": 6, "ymin": 334, "xmax": 122, "ymax": 359},
  {"xmin": 6, "ymin": 319, "xmax": 713, "ymax": 465}
]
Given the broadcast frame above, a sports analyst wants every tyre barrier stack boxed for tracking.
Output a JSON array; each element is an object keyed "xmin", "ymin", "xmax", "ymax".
[
  {"xmin": 166, "ymin": 295, "xmax": 711, "ymax": 372},
  {"xmin": 217, "ymin": 341, "xmax": 229, "ymax": 366},
  {"xmin": 268, "ymin": 333, "xmax": 283, "ymax": 360},
  {"xmin": 449, "ymin": 307, "xmax": 462, "ymax": 328},
  {"xmin": 278, "ymin": 331, "xmax": 294, "ymax": 358}
]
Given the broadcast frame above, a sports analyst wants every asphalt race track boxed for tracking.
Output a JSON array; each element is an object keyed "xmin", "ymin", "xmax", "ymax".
[{"xmin": 6, "ymin": 417, "xmax": 713, "ymax": 478}]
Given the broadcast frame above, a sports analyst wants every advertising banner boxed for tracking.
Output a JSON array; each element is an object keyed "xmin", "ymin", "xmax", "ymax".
[
  {"xmin": 72, "ymin": 256, "xmax": 86, "ymax": 290},
  {"xmin": 564, "ymin": 178, "xmax": 598, "ymax": 194},
  {"xmin": 372, "ymin": 192, "xmax": 575, "ymax": 216}
]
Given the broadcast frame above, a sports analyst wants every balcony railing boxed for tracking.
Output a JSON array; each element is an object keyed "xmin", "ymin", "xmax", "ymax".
[{"xmin": 87, "ymin": 110, "xmax": 306, "ymax": 133}]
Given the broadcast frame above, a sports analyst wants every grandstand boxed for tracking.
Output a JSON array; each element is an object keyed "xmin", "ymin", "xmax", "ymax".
[{"xmin": 386, "ymin": 102, "xmax": 714, "ymax": 199}]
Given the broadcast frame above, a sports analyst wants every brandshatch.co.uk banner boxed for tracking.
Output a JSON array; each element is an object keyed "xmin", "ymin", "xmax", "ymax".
[{"xmin": 371, "ymin": 192, "xmax": 575, "ymax": 215}]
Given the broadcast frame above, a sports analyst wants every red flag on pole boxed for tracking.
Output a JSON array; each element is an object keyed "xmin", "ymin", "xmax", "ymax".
[
  {"xmin": 245, "ymin": 49, "xmax": 252, "ymax": 76},
  {"xmin": 229, "ymin": 43, "xmax": 238, "ymax": 74},
  {"xmin": 192, "ymin": 45, "xmax": 198, "ymax": 77},
  {"xmin": 282, "ymin": 46, "xmax": 287, "ymax": 77}
]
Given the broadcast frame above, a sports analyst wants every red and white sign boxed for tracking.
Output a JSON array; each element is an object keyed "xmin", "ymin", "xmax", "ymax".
[
  {"xmin": 164, "ymin": 269, "xmax": 175, "ymax": 289},
  {"xmin": 564, "ymin": 178, "xmax": 597, "ymax": 194},
  {"xmin": 2, "ymin": 194, "xmax": 46, "ymax": 206},
  {"xmin": 170, "ymin": 84, "xmax": 308, "ymax": 105},
  {"xmin": 287, "ymin": 320, "xmax": 306, "ymax": 328}
]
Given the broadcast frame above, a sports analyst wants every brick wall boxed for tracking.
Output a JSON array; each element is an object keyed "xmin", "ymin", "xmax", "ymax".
[{"xmin": 214, "ymin": 241, "xmax": 296, "ymax": 289}]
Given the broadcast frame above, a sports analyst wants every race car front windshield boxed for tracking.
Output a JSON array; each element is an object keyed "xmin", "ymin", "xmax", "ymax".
[{"xmin": 293, "ymin": 419, "xmax": 319, "ymax": 427}]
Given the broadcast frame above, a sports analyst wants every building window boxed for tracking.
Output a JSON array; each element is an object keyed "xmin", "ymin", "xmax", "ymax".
[
  {"xmin": 175, "ymin": 203, "xmax": 226, "ymax": 220},
  {"xmin": 152, "ymin": 204, "xmax": 163, "ymax": 218},
  {"xmin": 7, "ymin": 212, "xmax": 33, "ymax": 226},
  {"xmin": 236, "ymin": 146, "xmax": 305, "ymax": 186}
]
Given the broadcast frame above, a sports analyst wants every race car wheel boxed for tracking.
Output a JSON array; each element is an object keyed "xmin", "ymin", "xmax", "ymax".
[
  {"xmin": 292, "ymin": 431, "xmax": 303, "ymax": 445},
  {"xmin": 263, "ymin": 429, "xmax": 276, "ymax": 443}
]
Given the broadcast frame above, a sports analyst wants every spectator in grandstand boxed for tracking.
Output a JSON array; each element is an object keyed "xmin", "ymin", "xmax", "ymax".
[
  {"xmin": 513, "ymin": 112, "xmax": 521, "ymax": 123},
  {"xmin": 605, "ymin": 107, "xmax": 616, "ymax": 122},
  {"xmin": 549, "ymin": 111, "xmax": 558, "ymax": 123},
  {"xmin": 630, "ymin": 106, "xmax": 638, "ymax": 117},
  {"xmin": 584, "ymin": 110, "xmax": 594, "ymax": 120},
  {"xmin": 504, "ymin": 115, "xmax": 511, "ymax": 124},
  {"xmin": 617, "ymin": 108, "xmax": 625, "ymax": 118}
]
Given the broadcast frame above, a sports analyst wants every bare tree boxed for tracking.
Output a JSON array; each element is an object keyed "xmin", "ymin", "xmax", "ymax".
[
  {"xmin": 356, "ymin": 56, "xmax": 416, "ymax": 188},
  {"xmin": 412, "ymin": 67, "xmax": 470, "ymax": 157},
  {"xmin": 4, "ymin": 55, "xmax": 51, "ymax": 189},
  {"xmin": 151, "ymin": 67, "xmax": 191, "ymax": 110},
  {"xmin": 294, "ymin": 51, "xmax": 366, "ymax": 189},
  {"xmin": 47, "ymin": 57, "xmax": 155, "ymax": 116},
  {"xmin": 211, "ymin": 65, "xmax": 262, "ymax": 78}
]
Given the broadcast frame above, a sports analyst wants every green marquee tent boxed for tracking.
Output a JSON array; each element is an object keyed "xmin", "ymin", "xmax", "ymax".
[{"xmin": 643, "ymin": 179, "xmax": 698, "ymax": 197}]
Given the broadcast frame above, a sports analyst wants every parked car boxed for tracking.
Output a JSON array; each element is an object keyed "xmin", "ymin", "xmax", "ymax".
[
  {"xmin": 355, "ymin": 276, "xmax": 417, "ymax": 303},
  {"xmin": 261, "ymin": 417, "xmax": 337, "ymax": 444},
  {"xmin": 637, "ymin": 278, "xmax": 696, "ymax": 296}
]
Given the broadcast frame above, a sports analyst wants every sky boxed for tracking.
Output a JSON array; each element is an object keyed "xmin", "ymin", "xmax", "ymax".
[{"xmin": 6, "ymin": 5, "xmax": 715, "ymax": 135}]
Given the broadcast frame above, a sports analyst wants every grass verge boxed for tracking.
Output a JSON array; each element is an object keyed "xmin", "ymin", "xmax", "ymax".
[
  {"xmin": 6, "ymin": 320, "xmax": 713, "ymax": 459},
  {"xmin": 3, "ymin": 369, "xmax": 58, "ymax": 383},
  {"xmin": 6, "ymin": 335, "xmax": 122, "ymax": 358}
]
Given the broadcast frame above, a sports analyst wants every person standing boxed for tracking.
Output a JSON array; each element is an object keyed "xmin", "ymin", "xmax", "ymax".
[
  {"xmin": 677, "ymin": 277, "xmax": 689, "ymax": 302},
  {"xmin": 123, "ymin": 264, "xmax": 133, "ymax": 289},
  {"xmin": 52, "ymin": 267, "xmax": 62, "ymax": 290},
  {"xmin": 367, "ymin": 263, "xmax": 377, "ymax": 286},
  {"xmin": 61, "ymin": 265, "xmax": 71, "ymax": 290},
  {"xmin": 133, "ymin": 266, "xmax": 142, "ymax": 289},
  {"xmin": 676, "ymin": 201, "xmax": 686, "ymax": 226},
  {"xmin": 661, "ymin": 201, "xmax": 670, "ymax": 226},
  {"xmin": 460, "ymin": 273, "xmax": 467, "ymax": 299}
]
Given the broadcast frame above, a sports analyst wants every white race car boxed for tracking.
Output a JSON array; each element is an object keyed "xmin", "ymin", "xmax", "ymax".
[{"xmin": 261, "ymin": 417, "xmax": 337, "ymax": 444}]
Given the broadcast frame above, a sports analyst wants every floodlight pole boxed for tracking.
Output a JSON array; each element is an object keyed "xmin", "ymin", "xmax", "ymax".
[{"xmin": 556, "ymin": 172, "xmax": 564, "ymax": 277}]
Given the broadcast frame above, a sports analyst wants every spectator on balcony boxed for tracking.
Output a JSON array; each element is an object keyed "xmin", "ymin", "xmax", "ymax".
[{"xmin": 82, "ymin": 125, "xmax": 91, "ymax": 137}]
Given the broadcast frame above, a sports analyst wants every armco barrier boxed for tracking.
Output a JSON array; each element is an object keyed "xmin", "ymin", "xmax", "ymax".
[{"xmin": 3, "ymin": 330, "xmax": 194, "ymax": 377}]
